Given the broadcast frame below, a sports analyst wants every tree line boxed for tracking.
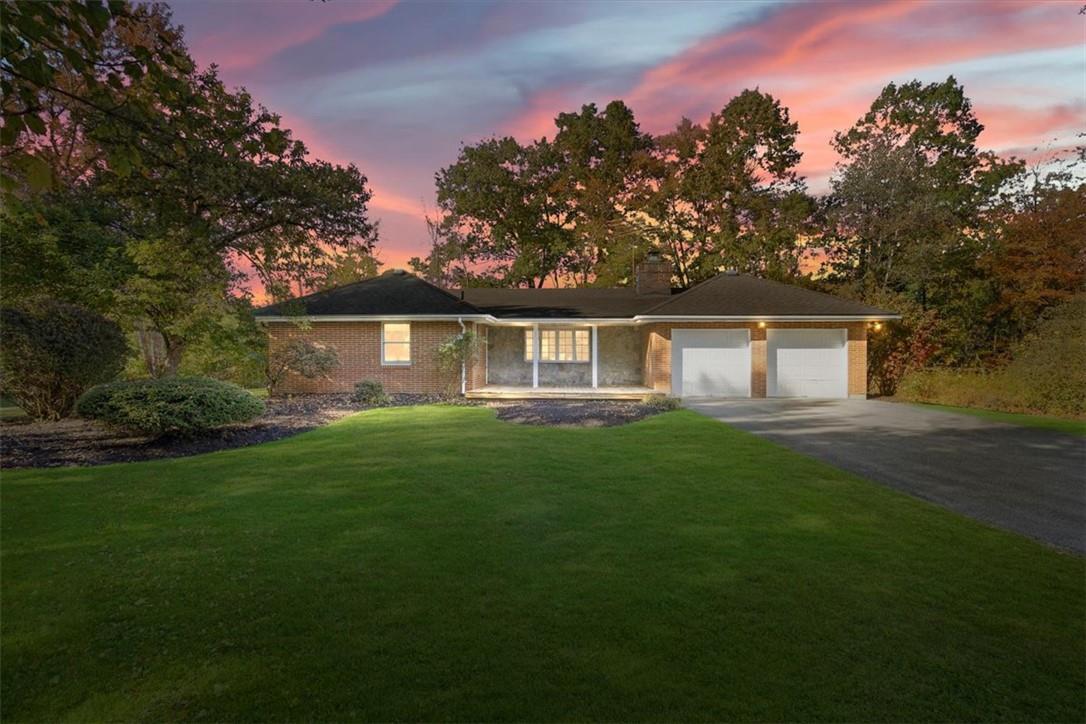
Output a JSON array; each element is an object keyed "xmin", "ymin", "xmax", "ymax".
[{"xmin": 412, "ymin": 80, "xmax": 1084, "ymax": 391}]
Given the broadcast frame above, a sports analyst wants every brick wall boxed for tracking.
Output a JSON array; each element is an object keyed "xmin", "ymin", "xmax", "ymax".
[
  {"xmin": 847, "ymin": 327, "xmax": 867, "ymax": 397},
  {"xmin": 268, "ymin": 319, "xmax": 868, "ymax": 397},
  {"xmin": 266, "ymin": 321, "xmax": 464, "ymax": 394},
  {"xmin": 642, "ymin": 321, "xmax": 867, "ymax": 398}
]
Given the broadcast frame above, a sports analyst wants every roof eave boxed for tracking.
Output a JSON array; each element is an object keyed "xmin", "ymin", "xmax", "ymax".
[
  {"xmin": 255, "ymin": 314, "xmax": 496, "ymax": 323},
  {"xmin": 634, "ymin": 313, "xmax": 901, "ymax": 322},
  {"xmin": 256, "ymin": 312, "xmax": 900, "ymax": 324}
]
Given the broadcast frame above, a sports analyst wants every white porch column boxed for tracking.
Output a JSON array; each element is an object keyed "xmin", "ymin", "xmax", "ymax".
[
  {"xmin": 591, "ymin": 324, "xmax": 599, "ymax": 389},
  {"xmin": 532, "ymin": 323, "xmax": 540, "ymax": 388},
  {"xmin": 459, "ymin": 318, "xmax": 467, "ymax": 395}
]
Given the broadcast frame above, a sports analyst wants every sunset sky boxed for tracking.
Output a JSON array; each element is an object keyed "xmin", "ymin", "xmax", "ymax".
[{"xmin": 168, "ymin": 0, "xmax": 1084, "ymax": 270}]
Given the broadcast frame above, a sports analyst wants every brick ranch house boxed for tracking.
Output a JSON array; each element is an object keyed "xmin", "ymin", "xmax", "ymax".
[{"xmin": 255, "ymin": 254, "xmax": 898, "ymax": 399}]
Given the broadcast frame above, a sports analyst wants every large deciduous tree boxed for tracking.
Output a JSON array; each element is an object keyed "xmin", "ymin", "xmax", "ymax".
[
  {"xmin": 1, "ymin": 2, "xmax": 378, "ymax": 377},
  {"xmin": 425, "ymin": 136, "xmax": 571, "ymax": 288},
  {"xmin": 550, "ymin": 101, "xmax": 652, "ymax": 285},
  {"xmin": 1, "ymin": 0, "xmax": 191, "ymax": 189},
  {"xmin": 825, "ymin": 76, "xmax": 1021, "ymax": 367},
  {"xmin": 642, "ymin": 90, "xmax": 812, "ymax": 285},
  {"xmin": 420, "ymin": 91, "xmax": 810, "ymax": 289},
  {"xmin": 826, "ymin": 76, "xmax": 1019, "ymax": 298}
]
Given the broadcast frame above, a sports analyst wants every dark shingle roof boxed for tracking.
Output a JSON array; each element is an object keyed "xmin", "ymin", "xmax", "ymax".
[
  {"xmin": 458, "ymin": 288, "xmax": 663, "ymax": 318},
  {"xmin": 254, "ymin": 269, "xmax": 482, "ymax": 317},
  {"xmin": 643, "ymin": 273, "xmax": 895, "ymax": 317},
  {"xmin": 255, "ymin": 269, "xmax": 896, "ymax": 319}
]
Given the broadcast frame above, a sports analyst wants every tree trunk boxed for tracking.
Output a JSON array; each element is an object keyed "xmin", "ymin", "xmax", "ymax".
[
  {"xmin": 163, "ymin": 339, "xmax": 185, "ymax": 377},
  {"xmin": 136, "ymin": 322, "xmax": 169, "ymax": 378},
  {"xmin": 136, "ymin": 322, "xmax": 185, "ymax": 377}
]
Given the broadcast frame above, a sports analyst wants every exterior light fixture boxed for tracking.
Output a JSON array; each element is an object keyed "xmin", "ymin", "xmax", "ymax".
[
  {"xmin": 757, "ymin": 321, "xmax": 766, "ymax": 328},
  {"xmin": 873, "ymin": 322, "xmax": 883, "ymax": 331}
]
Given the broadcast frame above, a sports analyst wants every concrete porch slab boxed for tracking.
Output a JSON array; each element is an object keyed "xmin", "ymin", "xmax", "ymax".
[{"xmin": 466, "ymin": 385, "xmax": 656, "ymax": 400}]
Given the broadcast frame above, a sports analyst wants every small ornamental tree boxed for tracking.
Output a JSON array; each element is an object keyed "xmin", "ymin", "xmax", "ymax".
[
  {"xmin": 267, "ymin": 339, "xmax": 340, "ymax": 394},
  {"xmin": 436, "ymin": 330, "xmax": 477, "ymax": 395},
  {"xmin": 0, "ymin": 300, "xmax": 128, "ymax": 419}
]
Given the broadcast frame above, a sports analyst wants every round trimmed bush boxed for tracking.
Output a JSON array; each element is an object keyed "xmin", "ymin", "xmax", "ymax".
[
  {"xmin": 76, "ymin": 376, "xmax": 264, "ymax": 436},
  {"xmin": 352, "ymin": 380, "xmax": 389, "ymax": 406}
]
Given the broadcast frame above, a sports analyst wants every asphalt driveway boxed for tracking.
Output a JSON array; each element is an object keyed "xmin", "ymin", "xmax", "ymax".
[{"xmin": 686, "ymin": 399, "xmax": 1086, "ymax": 554}]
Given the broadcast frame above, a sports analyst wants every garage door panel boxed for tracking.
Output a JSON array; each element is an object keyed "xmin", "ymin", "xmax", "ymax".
[
  {"xmin": 768, "ymin": 329, "xmax": 847, "ymax": 398},
  {"xmin": 672, "ymin": 329, "xmax": 751, "ymax": 398}
]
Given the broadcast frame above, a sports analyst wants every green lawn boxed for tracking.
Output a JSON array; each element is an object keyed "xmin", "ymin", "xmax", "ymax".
[
  {"xmin": 906, "ymin": 401, "xmax": 1086, "ymax": 436},
  {"xmin": 0, "ymin": 395, "xmax": 26, "ymax": 421},
  {"xmin": 2, "ymin": 407, "xmax": 1083, "ymax": 721}
]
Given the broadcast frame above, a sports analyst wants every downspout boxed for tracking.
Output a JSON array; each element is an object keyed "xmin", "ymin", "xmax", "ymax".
[{"xmin": 458, "ymin": 317, "xmax": 467, "ymax": 396}]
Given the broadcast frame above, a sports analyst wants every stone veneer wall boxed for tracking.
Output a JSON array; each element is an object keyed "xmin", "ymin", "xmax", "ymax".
[{"xmin": 483, "ymin": 325, "xmax": 643, "ymax": 387}]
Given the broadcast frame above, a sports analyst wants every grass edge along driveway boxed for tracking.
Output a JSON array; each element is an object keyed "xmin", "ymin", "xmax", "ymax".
[
  {"xmin": 902, "ymin": 400, "xmax": 1086, "ymax": 437},
  {"xmin": 2, "ymin": 406, "xmax": 1083, "ymax": 722}
]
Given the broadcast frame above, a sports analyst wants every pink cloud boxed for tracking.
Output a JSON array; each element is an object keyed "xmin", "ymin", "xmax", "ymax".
[
  {"xmin": 502, "ymin": 85, "xmax": 587, "ymax": 141},
  {"xmin": 182, "ymin": 0, "xmax": 398, "ymax": 72},
  {"xmin": 503, "ymin": 1, "xmax": 1079, "ymax": 191},
  {"xmin": 273, "ymin": 115, "xmax": 429, "ymax": 222},
  {"xmin": 626, "ymin": 0, "xmax": 1069, "ymax": 121},
  {"xmin": 627, "ymin": 0, "xmax": 1077, "ymax": 187},
  {"xmin": 972, "ymin": 103, "xmax": 1084, "ymax": 151}
]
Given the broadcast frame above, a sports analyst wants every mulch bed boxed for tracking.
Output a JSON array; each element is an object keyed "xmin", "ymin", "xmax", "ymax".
[
  {"xmin": 0, "ymin": 397, "xmax": 671, "ymax": 470},
  {"xmin": 489, "ymin": 400, "xmax": 669, "ymax": 428},
  {"xmin": 0, "ymin": 394, "xmax": 431, "ymax": 470}
]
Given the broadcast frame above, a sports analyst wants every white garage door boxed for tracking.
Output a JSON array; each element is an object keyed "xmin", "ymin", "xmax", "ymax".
[
  {"xmin": 768, "ymin": 329, "xmax": 848, "ymax": 398},
  {"xmin": 671, "ymin": 329, "xmax": 751, "ymax": 397}
]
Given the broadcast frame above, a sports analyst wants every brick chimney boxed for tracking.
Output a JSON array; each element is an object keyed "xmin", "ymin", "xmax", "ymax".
[{"xmin": 635, "ymin": 251, "xmax": 671, "ymax": 296}]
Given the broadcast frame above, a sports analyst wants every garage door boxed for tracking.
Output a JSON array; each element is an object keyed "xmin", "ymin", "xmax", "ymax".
[
  {"xmin": 671, "ymin": 329, "xmax": 751, "ymax": 397},
  {"xmin": 768, "ymin": 329, "xmax": 848, "ymax": 398}
]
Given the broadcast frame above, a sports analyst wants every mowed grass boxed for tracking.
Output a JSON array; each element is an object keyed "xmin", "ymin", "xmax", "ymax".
[
  {"xmin": 906, "ymin": 401, "xmax": 1086, "ymax": 437},
  {"xmin": 2, "ymin": 407, "xmax": 1083, "ymax": 722}
]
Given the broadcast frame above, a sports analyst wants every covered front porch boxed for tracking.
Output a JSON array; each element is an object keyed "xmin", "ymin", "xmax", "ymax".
[{"xmin": 469, "ymin": 322, "xmax": 652, "ymax": 399}]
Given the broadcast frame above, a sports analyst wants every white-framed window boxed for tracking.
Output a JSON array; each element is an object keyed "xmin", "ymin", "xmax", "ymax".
[
  {"xmin": 524, "ymin": 328, "xmax": 591, "ymax": 363},
  {"xmin": 540, "ymin": 330, "xmax": 556, "ymax": 361},
  {"xmin": 382, "ymin": 322, "xmax": 411, "ymax": 365},
  {"xmin": 574, "ymin": 329, "xmax": 590, "ymax": 360}
]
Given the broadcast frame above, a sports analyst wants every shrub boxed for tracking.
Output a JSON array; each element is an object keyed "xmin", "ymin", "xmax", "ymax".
[
  {"xmin": 896, "ymin": 368, "xmax": 1008, "ymax": 410},
  {"xmin": 1004, "ymin": 294, "xmax": 1086, "ymax": 416},
  {"xmin": 436, "ymin": 330, "xmax": 477, "ymax": 394},
  {"xmin": 896, "ymin": 294, "xmax": 1086, "ymax": 417},
  {"xmin": 267, "ymin": 339, "xmax": 339, "ymax": 394},
  {"xmin": 642, "ymin": 394, "xmax": 681, "ymax": 411},
  {"xmin": 76, "ymin": 376, "xmax": 264, "ymax": 436},
  {"xmin": 864, "ymin": 292, "xmax": 941, "ymax": 396},
  {"xmin": 0, "ymin": 300, "xmax": 128, "ymax": 420},
  {"xmin": 352, "ymin": 380, "xmax": 389, "ymax": 406}
]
